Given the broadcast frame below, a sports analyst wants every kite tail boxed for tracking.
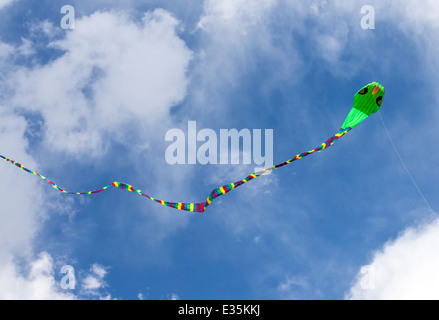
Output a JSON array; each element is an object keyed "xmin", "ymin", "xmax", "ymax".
[{"xmin": 0, "ymin": 127, "xmax": 351, "ymax": 213}]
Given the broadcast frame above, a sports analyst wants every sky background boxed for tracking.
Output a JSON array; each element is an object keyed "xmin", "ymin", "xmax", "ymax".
[{"xmin": 0, "ymin": 0, "xmax": 439, "ymax": 300}]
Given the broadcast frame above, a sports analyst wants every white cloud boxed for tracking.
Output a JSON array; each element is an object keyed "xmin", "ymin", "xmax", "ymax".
[
  {"xmin": 79, "ymin": 263, "xmax": 115, "ymax": 300},
  {"xmin": 0, "ymin": 253, "xmax": 113, "ymax": 300},
  {"xmin": 82, "ymin": 276, "xmax": 103, "ymax": 290},
  {"xmin": 0, "ymin": 110, "xmax": 73, "ymax": 299},
  {"xmin": 314, "ymin": 28, "xmax": 348, "ymax": 63},
  {"xmin": 191, "ymin": 0, "xmax": 303, "ymax": 109},
  {"xmin": 82, "ymin": 263, "xmax": 108, "ymax": 291},
  {"xmin": 0, "ymin": 42, "xmax": 13, "ymax": 60},
  {"xmin": 278, "ymin": 276, "xmax": 309, "ymax": 295},
  {"xmin": 389, "ymin": 0, "xmax": 439, "ymax": 34},
  {"xmin": 347, "ymin": 217, "xmax": 439, "ymax": 299},
  {"xmin": 0, "ymin": 110, "xmax": 45, "ymax": 255},
  {"xmin": 0, "ymin": 0, "xmax": 15, "ymax": 10},
  {"xmin": 91, "ymin": 263, "xmax": 107, "ymax": 279},
  {"xmin": 0, "ymin": 109, "xmax": 111, "ymax": 299},
  {"xmin": 17, "ymin": 38, "xmax": 35, "ymax": 56},
  {"xmin": 170, "ymin": 293, "xmax": 179, "ymax": 300},
  {"xmin": 0, "ymin": 252, "xmax": 75, "ymax": 300},
  {"xmin": 29, "ymin": 20, "xmax": 59, "ymax": 39},
  {"xmin": 9, "ymin": 9, "xmax": 192, "ymax": 156},
  {"xmin": 0, "ymin": 107, "xmax": 76, "ymax": 299},
  {"xmin": 197, "ymin": 0, "xmax": 277, "ymax": 32},
  {"xmin": 137, "ymin": 291, "xmax": 178, "ymax": 300}
]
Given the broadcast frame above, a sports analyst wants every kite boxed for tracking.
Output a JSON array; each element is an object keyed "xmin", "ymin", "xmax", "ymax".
[{"xmin": 0, "ymin": 82, "xmax": 385, "ymax": 213}]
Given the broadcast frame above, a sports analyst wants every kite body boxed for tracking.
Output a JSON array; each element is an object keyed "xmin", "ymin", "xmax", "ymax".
[
  {"xmin": 1, "ymin": 82, "xmax": 385, "ymax": 213},
  {"xmin": 342, "ymin": 82, "xmax": 384, "ymax": 129}
]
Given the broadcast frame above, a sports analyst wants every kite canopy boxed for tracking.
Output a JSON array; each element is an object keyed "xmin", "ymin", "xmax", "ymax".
[{"xmin": 341, "ymin": 81, "xmax": 385, "ymax": 130}]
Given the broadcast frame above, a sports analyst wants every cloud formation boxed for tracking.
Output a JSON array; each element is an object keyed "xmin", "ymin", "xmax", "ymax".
[
  {"xmin": 347, "ymin": 217, "xmax": 439, "ymax": 299},
  {"xmin": 0, "ymin": 0, "xmax": 15, "ymax": 10},
  {"xmin": 9, "ymin": 9, "xmax": 192, "ymax": 156},
  {"xmin": 0, "ymin": 252, "xmax": 75, "ymax": 299}
]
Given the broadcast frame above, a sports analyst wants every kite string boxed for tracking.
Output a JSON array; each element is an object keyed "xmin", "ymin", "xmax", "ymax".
[{"xmin": 378, "ymin": 111, "xmax": 435, "ymax": 216}]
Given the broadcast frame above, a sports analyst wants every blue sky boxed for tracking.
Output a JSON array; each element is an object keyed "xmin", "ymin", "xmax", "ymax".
[{"xmin": 1, "ymin": 0, "xmax": 439, "ymax": 299}]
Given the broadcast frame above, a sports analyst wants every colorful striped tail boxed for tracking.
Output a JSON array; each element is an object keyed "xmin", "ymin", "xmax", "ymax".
[{"xmin": 0, "ymin": 128, "xmax": 351, "ymax": 213}]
